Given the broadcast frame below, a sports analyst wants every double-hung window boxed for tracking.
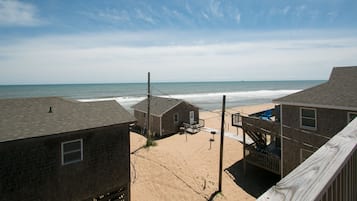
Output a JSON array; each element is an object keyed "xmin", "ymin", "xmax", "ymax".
[
  {"xmin": 300, "ymin": 108, "xmax": 317, "ymax": 130},
  {"xmin": 61, "ymin": 139, "xmax": 83, "ymax": 165}
]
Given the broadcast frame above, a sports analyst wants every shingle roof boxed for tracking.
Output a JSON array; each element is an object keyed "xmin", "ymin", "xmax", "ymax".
[
  {"xmin": 131, "ymin": 96, "xmax": 184, "ymax": 116},
  {"xmin": 274, "ymin": 66, "xmax": 357, "ymax": 110},
  {"xmin": 0, "ymin": 97, "xmax": 136, "ymax": 142}
]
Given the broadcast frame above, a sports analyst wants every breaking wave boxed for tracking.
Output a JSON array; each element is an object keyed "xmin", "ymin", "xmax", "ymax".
[{"xmin": 79, "ymin": 89, "xmax": 300, "ymax": 110}]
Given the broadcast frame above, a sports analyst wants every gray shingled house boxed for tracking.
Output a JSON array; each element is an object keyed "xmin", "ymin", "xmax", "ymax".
[
  {"xmin": 0, "ymin": 97, "xmax": 135, "ymax": 201},
  {"xmin": 132, "ymin": 96, "xmax": 199, "ymax": 137},
  {"xmin": 274, "ymin": 66, "xmax": 357, "ymax": 176}
]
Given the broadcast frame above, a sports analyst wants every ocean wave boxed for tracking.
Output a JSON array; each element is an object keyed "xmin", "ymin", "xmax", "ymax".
[{"xmin": 78, "ymin": 89, "xmax": 300, "ymax": 109}]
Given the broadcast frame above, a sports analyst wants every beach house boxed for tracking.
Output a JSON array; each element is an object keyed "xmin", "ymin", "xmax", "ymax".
[
  {"xmin": 274, "ymin": 66, "xmax": 357, "ymax": 176},
  {"xmin": 231, "ymin": 66, "xmax": 357, "ymax": 177},
  {"xmin": 132, "ymin": 96, "xmax": 200, "ymax": 137},
  {"xmin": 0, "ymin": 97, "xmax": 135, "ymax": 201}
]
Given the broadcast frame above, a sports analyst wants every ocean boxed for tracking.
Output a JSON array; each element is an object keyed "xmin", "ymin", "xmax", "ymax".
[{"xmin": 0, "ymin": 81, "xmax": 323, "ymax": 111}]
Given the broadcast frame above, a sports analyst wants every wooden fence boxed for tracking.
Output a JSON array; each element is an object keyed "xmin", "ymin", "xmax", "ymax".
[{"xmin": 257, "ymin": 119, "xmax": 357, "ymax": 201}]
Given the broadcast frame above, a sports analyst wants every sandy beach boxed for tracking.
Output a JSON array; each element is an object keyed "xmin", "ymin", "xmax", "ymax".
[{"xmin": 130, "ymin": 103, "xmax": 280, "ymax": 201}]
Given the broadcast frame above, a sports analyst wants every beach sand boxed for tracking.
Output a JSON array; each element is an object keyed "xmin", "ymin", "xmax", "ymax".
[{"xmin": 130, "ymin": 103, "xmax": 279, "ymax": 201}]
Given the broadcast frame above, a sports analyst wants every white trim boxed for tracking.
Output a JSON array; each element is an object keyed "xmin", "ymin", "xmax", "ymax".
[
  {"xmin": 61, "ymin": 139, "xmax": 83, "ymax": 166},
  {"xmin": 274, "ymin": 101, "xmax": 357, "ymax": 111},
  {"xmin": 347, "ymin": 112, "xmax": 357, "ymax": 123},
  {"xmin": 300, "ymin": 148, "xmax": 314, "ymax": 163},
  {"xmin": 300, "ymin": 107, "xmax": 317, "ymax": 130},
  {"xmin": 189, "ymin": 111, "xmax": 195, "ymax": 124}
]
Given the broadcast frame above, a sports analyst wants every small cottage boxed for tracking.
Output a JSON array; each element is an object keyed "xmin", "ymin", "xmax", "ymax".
[
  {"xmin": 274, "ymin": 66, "xmax": 357, "ymax": 176},
  {"xmin": 132, "ymin": 96, "xmax": 199, "ymax": 137},
  {"xmin": 0, "ymin": 97, "xmax": 135, "ymax": 201}
]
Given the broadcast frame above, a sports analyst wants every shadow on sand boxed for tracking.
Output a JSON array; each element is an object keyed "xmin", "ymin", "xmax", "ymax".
[{"xmin": 225, "ymin": 159, "xmax": 281, "ymax": 198}]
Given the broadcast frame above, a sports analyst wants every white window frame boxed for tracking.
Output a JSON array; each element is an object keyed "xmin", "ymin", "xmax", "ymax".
[
  {"xmin": 173, "ymin": 113, "xmax": 179, "ymax": 124},
  {"xmin": 61, "ymin": 139, "xmax": 83, "ymax": 166},
  {"xmin": 300, "ymin": 148, "xmax": 314, "ymax": 163},
  {"xmin": 347, "ymin": 112, "xmax": 357, "ymax": 123},
  {"xmin": 300, "ymin": 107, "xmax": 317, "ymax": 130}
]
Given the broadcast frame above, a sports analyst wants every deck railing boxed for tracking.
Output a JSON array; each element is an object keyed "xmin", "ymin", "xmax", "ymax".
[
  {"xmin": 245, "ymin": 144, "xmax": 281, "ymax": 175},
  {"xmin": 257, "ymin": 119, "xmax": 357, "ymax": 201},
  {"xmin": 232, "ymin": 113, "xmax": 243, "ymax": 127}
]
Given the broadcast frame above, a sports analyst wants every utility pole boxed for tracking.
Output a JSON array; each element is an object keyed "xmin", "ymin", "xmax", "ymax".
[
  {"xmin": 218, "ymin": 95, "xmax": 226, "ymax": 193},
  {"xmin": 147, "ymin": 72, "xmax": 151, "ymax": 141}
]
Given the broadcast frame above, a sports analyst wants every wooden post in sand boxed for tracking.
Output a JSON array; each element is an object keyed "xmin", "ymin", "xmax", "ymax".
[
  {"xmin": 218, "ymin": 95, "xmax": 226, "ymax": 193},
  {"xmin": 147, "ymin": 72, "xmax": 151, "ymax": 140}
]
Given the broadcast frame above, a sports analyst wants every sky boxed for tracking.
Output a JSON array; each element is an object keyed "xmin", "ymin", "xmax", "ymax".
[{"xmin": 1, "ymin": 0, "xmax": 357, "ymax": 84}]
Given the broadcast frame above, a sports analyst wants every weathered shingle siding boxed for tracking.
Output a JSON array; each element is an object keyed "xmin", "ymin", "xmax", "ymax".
[
  {"xmin": 133, "ymin": 110, "xmax": 146, "ymax": 129},
  {"xmin": 281, "ymin": 104, "xmax": 356, "ymax": 176},
  {"xmin": 282, "ymin": 105, "xmax": 352, "ymax": 137},
  {"xmin": 0, "ymin": 124, "xmax": 130, "ymax": 201},
  {"xmin": 161, "ymin": 102, "xmax": 199, "ymax": 135}
]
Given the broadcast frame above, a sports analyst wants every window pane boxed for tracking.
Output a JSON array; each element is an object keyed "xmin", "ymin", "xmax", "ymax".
[
  {"xmin": 302, "ymin": 118, "xmax": 316, "ymax": 128},
  {"xmin": 302, "ymin": 109, "xmax": 315, "ymax": 118},
  {"xmin": 63, "ymin": 141, "xmax": 81, "ymax": 152},
  {"xmin": 64, "ymin": 151, "xmax": 82, "ymax": 164},
  {"xmin": 349, "ymin": 113, "xmax": 357, "ymax": 122}
]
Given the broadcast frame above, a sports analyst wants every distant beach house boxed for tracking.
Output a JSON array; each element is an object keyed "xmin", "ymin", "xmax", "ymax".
[
  {"xmin": 132, "ymin": 96, "xmax": 200, "ymax": 137},
  {"xmin": 274, "ymin": 66, "xmax": 357, "ymax": 176},
  {"xmin": 0, "ymin": 97, "xmax": 135, "ymax": 201}
]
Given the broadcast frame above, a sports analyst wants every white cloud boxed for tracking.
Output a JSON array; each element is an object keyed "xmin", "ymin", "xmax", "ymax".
[
  {"xmin": 327, "ymin": 11, "xmax": 338, "ymax": 22},
  {"xmin": 1, "ymin": 30, "xmax": 357, "ymax": 84},
  {"xmin": 235, "ymin": 13, "xmax": 241, "ymax": 24},
  {"xmin": 209, "ymin": 0, "xmax": 223, "ymax": 17},
  {"xmin": 0, "ymin": 0, "xmax": 43, "ymax": 26},
  {"xmin": 295, "ymin": 5, "xmax": 307, "ymax": 17},
  {"xmin": 282, "ymin": 6, "xmax": 290, "ymax": 15},
  {"xmin": 97, "ymin": 9, "xmax": 130, "ymax": 22},
  {"xmin": 135, "ymin": 8, "xmax": 155, "ymax": 24},
  {"xmin": 202, "ymin": 12, "xmax": 209, "ymax": 20}
]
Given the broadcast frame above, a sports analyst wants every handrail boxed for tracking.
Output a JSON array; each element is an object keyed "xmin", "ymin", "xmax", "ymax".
[{"xmin": 257, "ymin": 118, "xmax": 357, "ymax": 201}]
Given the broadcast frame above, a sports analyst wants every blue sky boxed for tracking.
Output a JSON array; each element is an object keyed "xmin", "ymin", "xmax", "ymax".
[{"xmin": 1, "ymin": 0, "xmax": 357, "ymax": 84}]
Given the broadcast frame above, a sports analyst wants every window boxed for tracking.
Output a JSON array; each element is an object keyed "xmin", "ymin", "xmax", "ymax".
[
  {"xmin": 143, "ymin": 113, "xmax": 146, "ymax": 118},
  {"xmin": 61, "ymin": 139, "xmax": 83, "ymax": 165},
  {"xmin": 300, "ymin": 108, "xmax": 317, "ymax": 130},
  {"xmin": 173, "ymin": 113, "xmax": 179, "ymax": 124},
  {"xmin": 348, "ymin": 112, "xmax": 357, "ymax": 123}
]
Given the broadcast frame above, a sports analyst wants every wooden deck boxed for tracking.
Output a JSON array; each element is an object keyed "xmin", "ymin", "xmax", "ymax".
[
  {"xmin": 245, "ymin": 144, "xmax": 281, "ymax": 175},
  {"xmin": 257, "ymin": 119, "xmax": 357, "ymax": 201},
  {"xmin": 182, "ymin": 119, "xmax": 205, "ymax": 134},
  {"xmin": 240, "ymin": 116, "xmax": 281, "ymax": 175}
]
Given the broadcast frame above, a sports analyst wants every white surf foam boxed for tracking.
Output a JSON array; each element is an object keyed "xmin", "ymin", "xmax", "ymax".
[{"xmin": 78, "ymin": 89, "xmax": 300, "ymax": 109}]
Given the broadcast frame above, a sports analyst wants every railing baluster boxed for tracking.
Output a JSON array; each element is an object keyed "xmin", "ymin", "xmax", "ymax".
[{"xmin": 257, "ymin": 119, "xmax": 357, "ymax": 201}]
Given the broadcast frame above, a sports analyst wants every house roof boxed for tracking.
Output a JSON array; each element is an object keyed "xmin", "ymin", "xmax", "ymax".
[
  {"xmin": 0, "ymin": 97, "xmax": 136, "ymax": 143},
  {"xmin": 131, "ymin": 96, "xmax": 185, "ymax": 116},
  {"xmin": 274, "ymin": 66, "xmax": 357, "ymax": 111}
]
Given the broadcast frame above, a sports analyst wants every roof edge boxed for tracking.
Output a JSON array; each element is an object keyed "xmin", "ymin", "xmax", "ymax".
[{"xmin": 273, "ymin": 101, "xmax": 357, "ymax": 111}]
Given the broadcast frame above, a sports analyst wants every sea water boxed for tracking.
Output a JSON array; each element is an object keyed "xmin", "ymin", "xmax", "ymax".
[{"xmin": 0, "ymin": 81, "xmax": 323, "ymax": 111}]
